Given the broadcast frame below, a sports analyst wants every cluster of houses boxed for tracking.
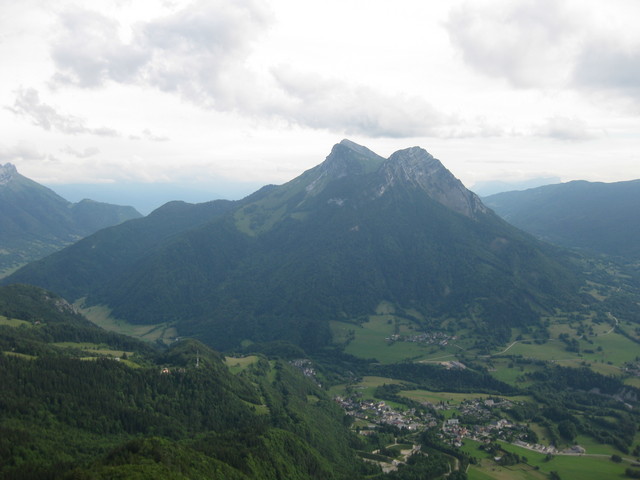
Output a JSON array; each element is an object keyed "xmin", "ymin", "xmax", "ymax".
[
  {"xmin": 385, "ymin": 331, "xmax": 455, "ymax": 346},
  {"xmin": 436, "ymin": 397, "xmax": 544, "ymax": 447},
  {"xmin": 442, "ymin": 415, "xmax": 518, "ymax": 447},
  {"xmin": 335, "ymin": 391, "xmax": 542, "ymax": 452},
  {"xmin": 334, "ymin": 397, "xmax": 439, "ymax": 431}
]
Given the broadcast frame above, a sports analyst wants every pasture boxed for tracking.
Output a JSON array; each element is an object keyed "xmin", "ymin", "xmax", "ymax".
[{"xmin": 78, "ymin": 302, "xmax": 177, "ymax": 344}]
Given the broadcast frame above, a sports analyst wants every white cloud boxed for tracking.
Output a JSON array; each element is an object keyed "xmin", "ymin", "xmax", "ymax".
[
  {"xmin": 0, "ymin": 144, "xmax": 47, "ymax": 163},
  {"xmin": 8, "ymin": 88, "xmax": 119, "ymax": 136},
  {"xmin": 573, "ymin": 38, "xmax": 640, "ymax": 97},
  {"xmin": 46, "ymin": 1, "xmax": 450, "ymax": 138},
  {"xmin": 534, "ymin": 116, "xmax": 597, "ymax": 141},
  {"xmin": 61, "ymin": 146, "xmax": 100, "ymax": 158},
  {"xmin": 269, "ymin": 67, "xmax": 447, "ymax": 138},
  {"xmin": 446, "ymin": 0, "xmax": 640, "ymax": 106},
  {"xmin": 50, "ymin": 1, "xmax": 271, "ymax": 100},
  {"xmin": 446, "ymin": 0, "xmax": 582, "ymax": 88},
  {"xmin": 141, "ymin": 129, "xmax": 170, "ymax": 142},
  {"xmin": 50, "ymin": 8, "xmax": 149, "ymax": 87}
]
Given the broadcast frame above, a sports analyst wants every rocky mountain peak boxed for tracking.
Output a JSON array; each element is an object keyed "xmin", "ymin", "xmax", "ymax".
[
  {"xmin": 322, "ymin": 140, "xmax": 383, "ymax": 176},
  {"xmin": 0, "ymin": 163, "xmax": 18, "ymax": 186},
  {"xmin": 379, "ymin": 147, "xmax": 488, "ymax": 219},
  {"xmin": 338, "ymin": 138, "xmax": 379, "ymax": 157},
  {"xmin": 303, "ymin": 140, "xmax": 385, "ymax": 195}
]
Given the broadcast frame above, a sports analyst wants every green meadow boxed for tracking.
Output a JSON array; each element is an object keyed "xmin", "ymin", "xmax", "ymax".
[
  {"xmin": 0, "ymin": 315, "xmax": 32, "ymax": 327},
  {"xmin": 52, "ymin": 341, "xmax": 134, "ymax": 358},
  {"xmin": 461, "ymin": 438, "xmax": 632, "ymax": 480},
  {"xmin": 492, "ymin": 329, "xmax": 638, "ymax": 367},
  {"xmin": 330, "ymin": 315, "xmax": 462, "ymax": 364},
  {"xmin": 78, "ymin": 303, "xmax": 177, "ymax": 344},
  {"xmin": 399, "ymin": 389, "xmax": 531, "ymax": 407},
  {"xmin": 224, "ymin": 355, "xmax": 260, "ymax": 373}
]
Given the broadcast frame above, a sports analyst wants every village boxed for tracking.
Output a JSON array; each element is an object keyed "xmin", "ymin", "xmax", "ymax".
[
  {"xmin": 289, "ymin": 358, "xmax": 588, "ymax": 462},
  {"xmin": 334, "ymin": 396, "xmax": 440, "ymax": 432},
  {"xmin": 385, "ymin": 331, "xmax": 455, "ymax": 346},
  {"xmin": 332, "ymin": 391, "xmax": 577, "ymax": 456}
]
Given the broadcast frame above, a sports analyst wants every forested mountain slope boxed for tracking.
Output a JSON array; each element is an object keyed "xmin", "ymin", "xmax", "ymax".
[
  {"xmin": 484, "ymin": 179, "xmax": 640, "ymax": 260},
  {"xmin": 0, "ymin": 163, "xmax": 141, "ymax": 275},
  {"xmin": 0, "ymin": 284, "xmax": 371, "ymax": 479},
  {"xmin": 6, "ymin": 141, "xmax": 582, "ymax": 351}
]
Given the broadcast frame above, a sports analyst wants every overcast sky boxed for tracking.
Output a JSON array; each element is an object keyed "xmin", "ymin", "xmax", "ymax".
[{"xmin": 1, "ymin": 0, "xmax": 639, "ymax": 210}]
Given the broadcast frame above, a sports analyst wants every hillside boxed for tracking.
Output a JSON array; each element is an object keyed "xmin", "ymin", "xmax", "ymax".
[
  {"xmin": 5, "ymin": 140, "xmax": 582, "ymax": 351},
  {"xmin": 484, "ymin": 179, "xmax": 640, "ymax": 261},
  {"xmin": 0, "ymin": 163, "xmax": 142, "ymax": 276},
  {"xmin": 0, "ymin": 284, "xmax": 374, "ymax": 479}
]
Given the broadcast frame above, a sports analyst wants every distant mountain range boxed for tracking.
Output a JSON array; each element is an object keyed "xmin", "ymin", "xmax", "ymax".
[
  {"xmin": 471, "ymin": 177, "xmax": 561, "ymax": 197},
  {"xmin": 484, "ymin": 179, "xmax": 640, "ymax": 261},
  {"xmin": 0, "ymin": 163, "xmax": 142, "ymax": 276},
  {"xmin": 4, "ymin": 140, "xmax": 581, "ymax": 351}
]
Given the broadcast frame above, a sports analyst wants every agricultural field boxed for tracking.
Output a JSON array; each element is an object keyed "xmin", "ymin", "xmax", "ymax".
[
  {"xmin": 224, "ymin": 355, "xmax": 260, "ymax": 373},
  {"xmin": 399, "ymin": 389, "xmax": 531, "ymax": 407},
  {"xmin": 461, "ymin": 439, "xmax": 633, "ymax": 480},
  {"xmin": 490, "ymin": 331, "xmax": 638, "ymax": 378},
  {"xmin": 330, "ymin": 313, "xmax": 465, "ymax": 364},
  {"xmin": 0, "ymin": 315, "xmax": 32, "ymax": 327},
  {"xmin": 329, "ymin": 376, "xmax": 404, "ymax": 400},
  {"xmin": 52, "ymin": 341, "xmax": 134, "ymax": 358}
]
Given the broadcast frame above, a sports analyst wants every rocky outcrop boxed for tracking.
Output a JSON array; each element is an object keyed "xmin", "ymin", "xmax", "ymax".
[
  {"xmin": 378, "ymin": 147, "xmax": 488, "ymax": 219},
  {"xmin": 0, "ymin": 163, "xmax": 17, "ymax": 186}
]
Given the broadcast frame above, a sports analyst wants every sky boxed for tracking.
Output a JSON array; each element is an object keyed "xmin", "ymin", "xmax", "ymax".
[{"xmin": 1, "ymin": 0, "xmax": 640, "ymax": 212}]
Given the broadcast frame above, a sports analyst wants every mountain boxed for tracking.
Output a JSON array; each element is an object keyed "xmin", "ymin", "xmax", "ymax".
[
  {"xmin": 471, "ymin": 176, "xmax": 561, "ymax": 197},
  {"xmin": 0, "ymin": 163, "xmax": 142, "ymax": 275},
  {"xmin": 483, "ymin": 179, "xmax": 640, "ymax": 261},
  {"xmin": 5, "ymin": 140, "xmax": 582, "ymax": 351}
]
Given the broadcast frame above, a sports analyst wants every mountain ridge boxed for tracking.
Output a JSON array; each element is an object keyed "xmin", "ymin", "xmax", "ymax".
[
  {"xmin": 484, "ymin": 179, "xmax": 640, "ymax": 260},
  {"xmin": 0, "ymin": 163, "xmax": 142, "ymax": 275},
  {"xmin": 4, "ymin": 141, "xmax": 582, "ymax": 351}
]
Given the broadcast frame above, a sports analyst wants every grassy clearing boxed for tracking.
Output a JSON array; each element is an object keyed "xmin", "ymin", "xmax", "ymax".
[
  {"xmin": 52, "ymin": 342, "xmax": 133, "ymax": 358},
  {"xmin": 3, "ymin": 351, "xmax": 36, "ymax": 360},
  {"xmin": 0, "ymin": 316, "xmax": 32, "ymax": 328},
  {"xmin": 401, "ymin": 390, "xmax": 491, "ymax": 406},
  {"xmin": 499, "ymin": 441, "xmax": 630, "ymax": 480},
  {"xmin": 624, "ymin": 377, "xmax": 640, "ymax": 388},
  {"xmin": 224, "ymin": 355, "xmax": 260, "ymax": 373},
  {"xmin": 0, "ymin": 264, "xmax": 23, "ymax": 280},
  {"xmin": 329, "ymin": 376, "xmax": 404, "ymax": 403},
  {"xmin": 493, "ymin": 330, "xmax": 638, "ymax": 368},
  {"xmin": 331, "ymin": 315, "xmax": 461, "ymax": 364},
  {"xmin": 77, "ymin": 303, "xmax": 176, "ymax": 344},
  {"xmin": 352, "ymin": 376, "xmax": 404, "ymax": 400},
  {"xmin": 463, "ymin": 439, "xmax": 631, "ymax": 480},
  {"xmin": 481, "ymin": 357, "xmax": 542, "ymax": 387},
  {"xmin": 400, "ymin": 389, "xmax": 532, "ymax": 407},
  {"xmin": 462, "ymin": 440, "xmax": 546, "ymax": 480}
]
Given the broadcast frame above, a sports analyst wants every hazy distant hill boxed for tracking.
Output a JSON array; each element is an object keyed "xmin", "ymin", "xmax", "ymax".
[
  {"xmin": 5, "ymin": 140, "xmax": 581, "ymax": 350},
  {"xmin": 484, "ymin": 179, "xmax": 640, "ymax": 260},
  {"xmin": 0, "ymin": 163, "xmax": 142, "ymax": 275}
]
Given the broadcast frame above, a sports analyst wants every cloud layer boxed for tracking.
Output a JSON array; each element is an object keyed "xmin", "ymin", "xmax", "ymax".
[
  {"xmin": 447, "ymin": 0, "xmax": 640, "ymax": 102},
  {"xmin": 48, "ymin": 1, "xmax": 447, "ymax": 138},
  {"xmin": 8, "ymin": 88, "xmax": 118, "ymax": 136}
]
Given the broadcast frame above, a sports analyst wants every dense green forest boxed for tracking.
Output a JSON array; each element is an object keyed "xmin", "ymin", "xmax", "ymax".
[{"xmin": 0, "ymin": 284, "xmax": 470, "ymax": 479}]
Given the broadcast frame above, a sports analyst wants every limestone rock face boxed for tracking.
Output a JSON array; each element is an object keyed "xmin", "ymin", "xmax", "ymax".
[
  {"xmin": 0, "ymin": 163, "xmax": 17, "ymax": 186},
  {"xmin": 379, "ymin": 147, "xmax": 488, "ymax": 219}
]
